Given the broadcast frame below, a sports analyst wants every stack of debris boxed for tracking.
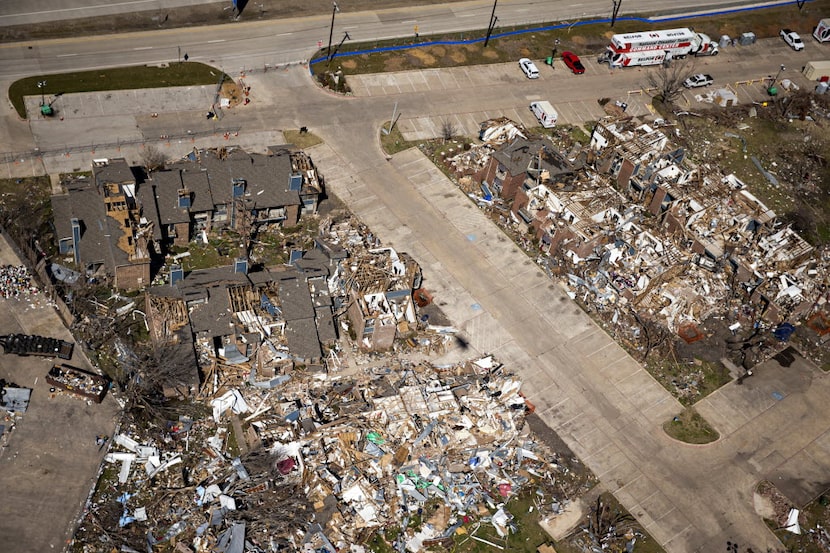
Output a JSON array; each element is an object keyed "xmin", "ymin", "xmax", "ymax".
[
  {"xmin": 77, "ymin": 356, "xmax": 587, "ymax": 552},
  {"xmin": 0, "ymin": 265, "xmax": 38, "ymax": 299}
]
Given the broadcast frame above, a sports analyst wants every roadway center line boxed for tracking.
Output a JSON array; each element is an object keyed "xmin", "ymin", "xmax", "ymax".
[
  {"xmin": 57, "ymin": 54, "xmax": 78, "ymax": 58},
  {"xmin": 276, "ymin": 32, "xmax": 293, "ymax": 36},
  {"xmin": 133, "ymin": 46, "xmax": 153, "ymax": 50},
  {"xmin": 208, "ymin": 39, "xmax": 225, "ymax": 43}
]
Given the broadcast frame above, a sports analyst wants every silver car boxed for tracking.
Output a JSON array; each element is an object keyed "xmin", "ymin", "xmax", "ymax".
[{"xmin": 683, "ymin": 73, "xmax": 714, "ymax": 88}]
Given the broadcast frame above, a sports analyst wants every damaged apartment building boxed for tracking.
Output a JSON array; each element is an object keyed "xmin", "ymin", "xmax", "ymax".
[
  {"xmin": 52, "ymin": 158, "xmax": 153, "ymax": 289},
  {"xmin": 144, "ymin": 220, "xmax": 424, "ymax": 395},
  {"xmin": 145, "ymin": 259, "xmax": 337, "ymax": 396},
  {"xmin": 472, "ymin": 116, "xmax": 828, "ymax": 337},
  {"xmin": 51, "ymin": 146, "xmax": 324, "ymax": 290}
]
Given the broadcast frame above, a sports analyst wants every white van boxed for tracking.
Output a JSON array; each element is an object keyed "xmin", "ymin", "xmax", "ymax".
[{"xmin": 530, "ymin": 101, "xmax": 558, "ymax": 128}]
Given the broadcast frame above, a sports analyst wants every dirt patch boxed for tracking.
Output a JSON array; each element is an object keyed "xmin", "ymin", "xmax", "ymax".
[
  {"xmin": 753, "ymin": 491, "xmax": 776, "ymax": 519},
  {"xmin": 219, "ymin": 81, "xmax": 243, "ymax": 107},
  {"xmin": 340, "ymin": 59, "xmax": 357, "ymax": 70},
  {"xmin": 448, "ymin": 50, "xmax": 467, "ymax": 63},
  {"xmin": 429, "ymin": 45, "xmax": 446, "ymax": 57},
  {"xmin": 409, "ymin": 48, "xmax": 438, "ymax": 66}
]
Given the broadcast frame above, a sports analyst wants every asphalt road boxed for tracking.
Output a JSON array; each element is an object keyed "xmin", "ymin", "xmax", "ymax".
[
  {"xmin": 0, "ymin": 0, "xmax": 793, "ymax": 78},
  {"xmin": 0, "ymin": 0, "xmax": 778, "ymax": 27}
]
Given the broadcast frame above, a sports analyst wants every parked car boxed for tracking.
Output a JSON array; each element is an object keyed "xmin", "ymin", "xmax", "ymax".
[
  {"xmin": 683, "ymin": 73, "xmax": 714, "ymax": 88},
  {"xmin": 780, "ymin": 29, "xmax": 805, "ymax": 51},
  {"xmin": 519, "ymin": 58, "xmax": 540, "ymax": 79},
  {"xmin": 561, "ymin": 51, "xmax": 585, "ymax": 74}
]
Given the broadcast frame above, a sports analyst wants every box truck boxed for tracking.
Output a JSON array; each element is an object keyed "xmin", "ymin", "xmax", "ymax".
[
  {"xmin": 599, "ymin": 28, "xmax": 719, "ymax": 68},
  {"xmin": 530, "ymin": 101, "xmax": 558, "ymax": 128}
]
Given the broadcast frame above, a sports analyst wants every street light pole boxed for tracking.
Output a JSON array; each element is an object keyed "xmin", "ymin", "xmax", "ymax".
[
  {"xmin": 38, "ymin": 80, "xmax": 46, "ymax": 106},
  {"xmin": 774, "ymin": 64, "xmax": 786, "ymax": 85},
  {"xmin": 327, "ymin": 2, "xmax": 340, "ymax": 61}
]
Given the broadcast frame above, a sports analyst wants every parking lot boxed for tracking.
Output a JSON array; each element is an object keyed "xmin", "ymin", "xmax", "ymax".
[
  {"xmin": 0, "ymin": 235, "xmax": 120, "ymax": 553},
  {"xmin": 346, "ymin": 37, "xmax": 820, "ymax": 139}
]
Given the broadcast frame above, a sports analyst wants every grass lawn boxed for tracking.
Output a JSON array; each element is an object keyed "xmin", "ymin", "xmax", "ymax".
[
  {"xmin": 379, "ymin": 122, "xmax": 419, "ymax": 156},
  {"xmin": 8, "ymin": 62, "xmax": 227, "ymax": 119},
  {"xmin": 283, "ymin": 129, "xmax": 324, "ymax": 150},
  {"xmin": 663, "ymin": 408, "xmax": 719, "ymax": 444}
]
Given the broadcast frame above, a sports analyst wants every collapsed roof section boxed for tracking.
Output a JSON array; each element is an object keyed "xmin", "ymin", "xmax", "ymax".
[
  {"xmin": 472, "ymin": 115, "xmax": 825, "ymax": 336},
  {"xmin": 342, "ymin": 247, "xmax": 421, "ymax": 351}
]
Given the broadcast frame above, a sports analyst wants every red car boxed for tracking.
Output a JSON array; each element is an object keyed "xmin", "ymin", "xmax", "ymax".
[{"xmin": 561, "ymin": 51, "xmax": 585, "ymax": 74}]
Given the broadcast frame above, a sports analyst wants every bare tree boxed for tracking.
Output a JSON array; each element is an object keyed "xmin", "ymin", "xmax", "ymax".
[
  {"xmin": 645, "ymin": 59, "xmax": 697, "ymax": 104},
  {"xmin": 141, "ymin": 144, "xmax": 167, "ymax": 174},
  {"xmin": 121, "ymin": 340, "xmax": 200, "ymax": 418},
  {"xmin": 440, "ymin": 118, "xmax": 458, "ymax": 142}
]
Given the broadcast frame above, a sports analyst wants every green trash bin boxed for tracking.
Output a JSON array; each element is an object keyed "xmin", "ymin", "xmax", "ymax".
[
  {"xmin": 767, "ymin": 86, "xmax": 778, "ymax": 96},
  {"xmin": 545, "ymin": 56, "xmax": 553, "ymax": 66}
]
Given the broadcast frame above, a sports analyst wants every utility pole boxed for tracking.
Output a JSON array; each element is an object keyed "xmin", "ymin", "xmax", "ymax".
[
  {"xmin": 484, "ymin": 0, "xmax": 498, "ymax": 47},
  {"xmin": 327, "ymin": 2, "xmax": 340, "ymax": 60},
  {"xmin": 329, "ymin": 30, "xmax": 351, "ymax": 65},
  {"xmin": 611, "ymin": 0, "xmax": 622, "ymax": 28},
  {"xmin": 37, "ymin": 80, "xmax": 47, "ymax": 106}
]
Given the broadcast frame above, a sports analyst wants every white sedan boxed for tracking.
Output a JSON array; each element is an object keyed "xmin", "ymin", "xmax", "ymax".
[{"xmin": 519, "ymin": 58, "xmax": 540, "ymax": 79}]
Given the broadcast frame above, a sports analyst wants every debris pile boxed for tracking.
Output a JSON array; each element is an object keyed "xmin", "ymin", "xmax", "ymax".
[
  {"xmin": 0, "ymin": 264, "xmax": 38, "ymax": 299},
  {"xmin": 0, "ymin": 379, "xmax": 32, "ymax": 446},
  {"xmin": 76, "ymin": 356, "xmax": 594, "ymax": 552},
  {"xmin": 46, "ymin": 363, "xmax": 110, "ymax": 403}
]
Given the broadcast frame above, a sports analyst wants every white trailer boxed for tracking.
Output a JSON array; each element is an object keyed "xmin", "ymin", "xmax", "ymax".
[
  {"xmin": 600, "ymin": 28, "xmax": 719, "ymax": 68},
  {"xmin": 815, "ymin": 19, "xmax": 830, "ymax": 43}
]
